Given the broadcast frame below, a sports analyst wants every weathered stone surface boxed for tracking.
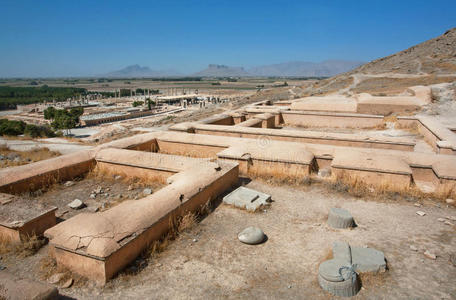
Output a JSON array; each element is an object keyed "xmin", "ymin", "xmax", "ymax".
[
  {"xmin": 238, "ymin": 226, "xmax": 265, "ymax": 245},
  {"xmin": 67, "ymin": 199, "xmax": 84, "ymax": 209},
  {"xmin": 143, "ymin": 188, "xmax": 152, "ymax": 195},
  {"xmin": 332, "ymin": 241, "xmax": 352, "ymax": 264},
  {"xmin": 0, "ymin": 270, "xmax": 58, "ymax": 300},
  {"xmin": 327, "ymin": 208, "xmax": 354, "ymax": 229},
  {"xmin": 416, "ymin": 211, "xmax": 426, "ymax": 216},
  {"xmin": 319, "ymin": 259, "xmax": 352, "ymax": 282},
  {"xmin": 318, "ymin": 259, "xmax": 360, "ymax": 297},
  {"xmin": 351, "ymin": 247, "xmax": 386, "ymax": 273},
  {"xmin": 318, "ymin": 167, "xmax": 331, "ymax": 178},
  {"xmin": 223, "ymin": 186, "xmax": 271, "ymax": 211}
]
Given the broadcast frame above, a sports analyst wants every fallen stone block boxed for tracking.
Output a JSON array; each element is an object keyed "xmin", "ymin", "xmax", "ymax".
[
  {"xmin": 332, "ymin": 241, "xmax": 352, "ymax": 264},
  {"xmin": 327, "ymin": 208, "xmax": 355, "ymax": 229},
  {"xmin": 351, "ymin": 247, "xmax": 386, "ymax": 273},
  {"xmin": 223, "ymin": 186, "xmax": 271, "ymax": 212}
]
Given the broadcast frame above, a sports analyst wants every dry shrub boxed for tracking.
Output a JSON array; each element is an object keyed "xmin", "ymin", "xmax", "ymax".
[
  {"xmin": 0, "ymin": 147, "xmax": 60, "ymax": 169},
  {"xmin": 256, "ymin": 175, "xmax": 312, "ymax": 187},
  {"xmin": 38, "ymin": 256, "xmax": 88, "ymax": 288},
  {"xmin": 115, "ymin": 197, "xmax": 215, "ymax": 281},
  {"xmin": 0, "ymin": 234, "xmax": 46, "ymax": 258},
  {"xmin": 88, "ymin": 165, "xmax": 166, "ymax": 187},
  {"xmin": 326, "ymin": 171, "xmax": 452, "ymax": 202}
]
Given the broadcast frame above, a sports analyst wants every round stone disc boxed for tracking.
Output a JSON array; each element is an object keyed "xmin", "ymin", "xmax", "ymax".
[
  {"xmin": 318, "ymin": 258, "xmax": 352, "ymax": 282},
  {"xmin": 238, "ymin": 226, "xmax": 265, "ymax": 245}
]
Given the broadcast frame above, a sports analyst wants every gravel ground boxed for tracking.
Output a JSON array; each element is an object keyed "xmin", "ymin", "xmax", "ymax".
[{"xmin": 3, "ymin": 179, "xmax": 453, "ymax": 299}]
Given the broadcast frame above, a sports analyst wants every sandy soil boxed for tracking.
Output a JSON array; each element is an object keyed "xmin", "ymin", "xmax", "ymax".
[
  {"xmin": 22, "ymin": 175, "xmax": 164, "ymax": 221},
  {"xmin": 3, "ymin": 180, "xmax": 454, "ymax": 299}
]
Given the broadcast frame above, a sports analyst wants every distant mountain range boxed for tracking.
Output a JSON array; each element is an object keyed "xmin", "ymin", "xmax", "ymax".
[
  {"xmin": 192, "ymin": 64, "xmax": 250, "ymax": 77},
  {"xmin": 104, "ymin": 60, "xmax": 364, "ymax": 78},
  {"xmin": 103, "ymin": 64, "xmax": 181, "ymax": 78}
]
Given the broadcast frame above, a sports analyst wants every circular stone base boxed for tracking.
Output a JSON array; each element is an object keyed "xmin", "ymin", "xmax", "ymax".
[{"xmin": 318, "ymin": 273, "xmax": 360, "ymax": 297}]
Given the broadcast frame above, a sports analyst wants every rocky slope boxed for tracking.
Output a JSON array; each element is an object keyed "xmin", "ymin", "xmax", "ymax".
[{"xmin": 311, "ymin": 28, "xmax": 456, "ymax": 95}]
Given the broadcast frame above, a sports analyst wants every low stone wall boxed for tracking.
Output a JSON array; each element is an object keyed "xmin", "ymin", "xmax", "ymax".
[
  {"xmin": 171, "ymin": 123, "xmax": 415, "ymax": 152},
  {"xmin": 282, "ymin": 111, "xmax": 384, "ymax": 129},
  {"xmin": 45, "ymin": 158, "xmax": 239, "ymax": 283},
  {"xmin": 0, "ymin": 150, "xmax": 95, "ymax": 194}
]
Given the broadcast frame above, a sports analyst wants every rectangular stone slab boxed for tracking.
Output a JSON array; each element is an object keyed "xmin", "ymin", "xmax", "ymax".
[{"xmin": 223, "ymin": 186, "xmax": 271, "ymax": 211}]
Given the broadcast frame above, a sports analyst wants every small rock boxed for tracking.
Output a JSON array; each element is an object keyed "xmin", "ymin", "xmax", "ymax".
[
  {"xmin": 0, "ymin": 265, "xmax": 6, "ymax": 270},
  {"xmin": 104, "ymin": 193, "xmax": 109, "ymax": 197},
  {"xmin": 94, "ymin": 186, "xmax": 103, "ymax": 194},
  {"xmin": 55, "ymin": 209, "xmax": 68, "ymax": 218},
  {"xmin": 446, "ymin": 198, "xmax": 455, "ymax": 204},
  {"xmin": 424, "ymin": 250, "xmax": 437, "ymax": 260},
  {"xmin": 0, "ymin": 155, "xmax": 4, "ymax": 160},
  {"xmin": 143, "ymin": 188, "xmax": 152, "ymax": 195},
  {"xmin": 313, "ymin": 223, "xmax": 321, "ymax": 227},
  {"xmin": 13, "ymin": 157, "xmax": 21, "ymax": 162},
  {"xmin": 438, "ymin": 218, "xmax": 446, "ymax": 222},
  {"xmin": 238, "ymin": 226, "xmax": 265, "ymax": 245},
  {"xmin": 446, "ymin": 216, "xmax": 456, "ymax": 221},
  {"xmin": 114, "ymin": 175, "xmax": 122, "ymax": 180},
  {"xmin": 90, "ymin": 193, "xmax": 96, "ymax": 199},
  {"xmin": 414, "ymin": 203, "xmax": 422, "ymax": 207},
  {"xmin": 88, "ymin": 206, "xmax": 100, "ymax": 213},
  {"xmin": 444, "ymin": 221, "xmax": 454, "ymax": 226},
  {"xmin": 127, "ymin": 185, "xmax": 134, "ymax": 191},
  {"xmin": 410, "ymin": 245, "xmax": 418, "ymax": 251},
  {"xmin": 416, "ymin": 211, "xmax": 426, "ymax": 216},
  {"xmin": 192, "ymin": 238, "xmax": 198, "ymax": 242},
  {"xmin": 156, "ymin": 263, "xmax": 162, "ymax": 267},
  {"xmin": 67, "ymin": 199, "xmax": 84, "ymax": 209},
  {"xmin": 287, "ymin": 285, "xmax": 292, "ymax": 289},
  {"xmin": 116, "ymin": 194, "xmax": 123, "ymax": 199},
  {"xmin": 6, "ymin": 153, "xmax": 19, "ymax": 160},
  {"xmin": 64, "ymin": 181, "xmax": 75, "ymax": 187},
  {"xmin": 105, "ymin": 188, "xmax": 110, "ymax": 192},
  {"xmin": 61, "ymin": 278, "xmax": 73, "ymax": 288},
  {"xmin": 48, "ymin": 273, "xmax": 65, "ymax": 284}
]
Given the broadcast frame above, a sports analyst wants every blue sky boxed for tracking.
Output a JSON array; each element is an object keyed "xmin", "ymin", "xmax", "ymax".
[{"xmin": 0, "ymin": 0, "xmax": 455, "ymax": 77}]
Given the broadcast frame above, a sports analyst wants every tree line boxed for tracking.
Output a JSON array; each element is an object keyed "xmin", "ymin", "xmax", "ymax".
[{"xmin": 0, "ymin": 86, "xmax": 87, "ymax": 110}]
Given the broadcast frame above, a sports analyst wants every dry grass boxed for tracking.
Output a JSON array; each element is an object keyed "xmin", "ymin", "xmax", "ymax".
[
  {"xmin": 0, "ymin": 234, "xmax": 46, "ymax": 258},
  {"xmin": 88, "ymin": 165, "xmax": 165, "ymax": 188},
  {"xmin": 253, "ymin": 174, "xmax": 313, "ymax": 187},
  {"xmin": 0, "ymin": 146, "xmax": 60, "ymax": 169},
  {"xmin": 113, "ymin": 198, "xmax": 215, "ymax": 282},
  {"xmin": 324, "ymin": 171, "xmax": 455, "ymax": 202},
  {"xmin": 38, "ymin": 255, "xmax": 88, "ymax": 288}
]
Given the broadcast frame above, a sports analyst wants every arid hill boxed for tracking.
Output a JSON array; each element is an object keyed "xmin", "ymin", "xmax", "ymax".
[{"xmin": 310, "ymin": 28, "xmax": 456, "ymax": 95}]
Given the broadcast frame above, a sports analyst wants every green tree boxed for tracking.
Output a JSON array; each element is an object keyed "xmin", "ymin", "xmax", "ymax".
[
  {"xmin": 132, "ymin": 101, "xmax": 144, "ymax": 107},
  {"xmin": 0, "ymin": 119, "xmax": 26, "ymax": 136},
  {"xmin": 145, "ymin": 98, "xmax": 156, "ymax": 110},
  {"xmin": 44, "ymin": 107, "xmax": 56, "ymax": 120},
  {"xmin": 48, "ymin": 107, "xmax": 83, "ymax": 135}
]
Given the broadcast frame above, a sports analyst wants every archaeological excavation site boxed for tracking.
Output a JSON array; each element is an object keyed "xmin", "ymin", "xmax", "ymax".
[{"xmin": 1, "ymin": 5, "xmax": 456, "ymax": 298}]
